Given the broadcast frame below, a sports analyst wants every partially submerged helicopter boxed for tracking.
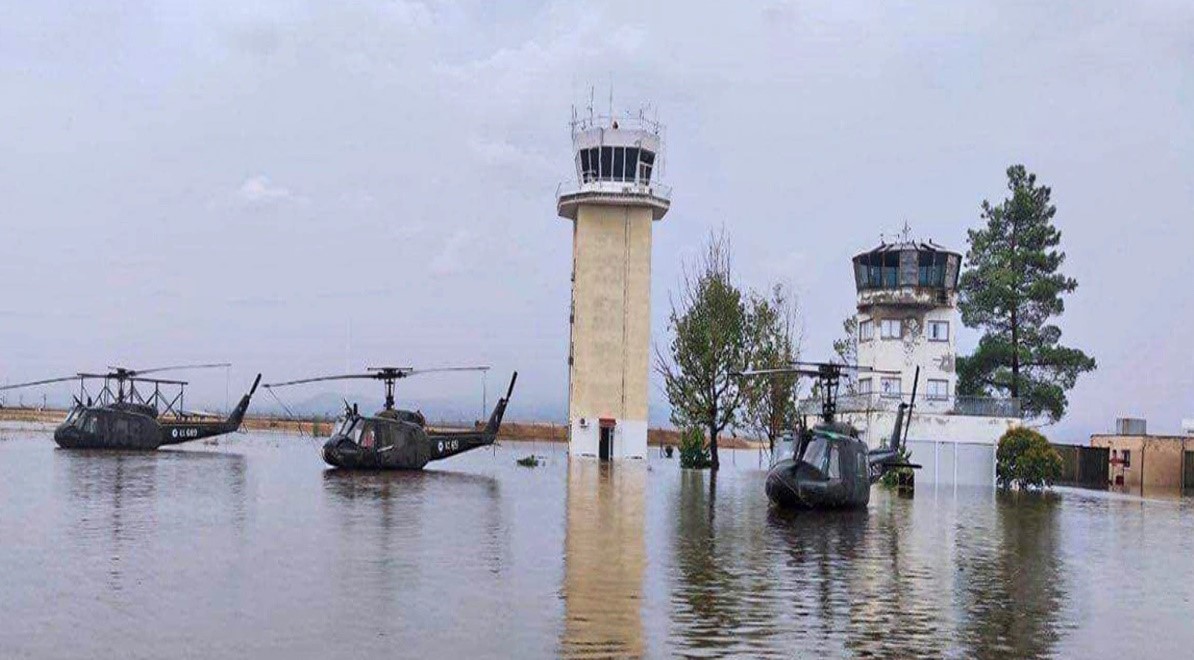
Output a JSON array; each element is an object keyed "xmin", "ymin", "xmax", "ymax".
[
  {"xmin": 736, "ymin": 362, "xmax": 921, "ymax": 510},
  {"xmin": 264, "ymin": 366, "xmax": 517, "ymax": 470},
  {"xmin": 0, "ymin": 364, "xmax": 261, "ymax": 450}
]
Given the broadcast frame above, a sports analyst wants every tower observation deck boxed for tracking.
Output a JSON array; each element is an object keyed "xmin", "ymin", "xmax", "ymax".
[{"xmin": 558, "ymin": 108, "xmax": 671, "ymax": 461}]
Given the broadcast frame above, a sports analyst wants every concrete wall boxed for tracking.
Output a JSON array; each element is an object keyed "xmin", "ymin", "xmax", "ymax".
[
  {"xmin": 1090, "ymin": 434, "xmax": 1192, "ymax": 491},
  {"xmin": 842, "ymin": 409, "xmax": 1019, "ymax": 449},
  {"xmin": 840, "ymin": 409, "xmax": 1018, "ymax": 487},
  {"xmin": 905, "ymin": 439, "xmax": 996, "ymax": 487},
  {"xmin": 856, "ymin": 304, "xmax": 957, "ymax": 401},
  {"xmin": 567, "ymin": 203, "xmax": 654, "ymax": 458}
]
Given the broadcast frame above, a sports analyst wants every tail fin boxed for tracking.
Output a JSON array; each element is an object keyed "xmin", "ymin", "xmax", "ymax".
[
  {"xmin": 889, "ymin": 403, "xmax": 907, "ymax": 452},
  {"xmin": 483, "ymin": 372, "xmax": 518, "ymax": 437},
  {"xmin": 226, "ymin": 374, "xmax": 262, "ymax": 429}
]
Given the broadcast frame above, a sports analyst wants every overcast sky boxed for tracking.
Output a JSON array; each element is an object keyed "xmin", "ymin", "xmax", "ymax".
[{"xmin": 1, "ymin": 1, "xmax": 1191, "ymax": 440}]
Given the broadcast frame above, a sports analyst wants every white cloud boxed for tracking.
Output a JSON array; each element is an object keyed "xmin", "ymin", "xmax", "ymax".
[{"xmin": 236, "ymin": 175, "xmax": 297, "ymax": 204}]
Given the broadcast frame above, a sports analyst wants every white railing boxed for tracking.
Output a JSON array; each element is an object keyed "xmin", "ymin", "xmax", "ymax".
[
  {"xmin": 556, "ymin": 179, "xmax": 672, "ymax": 201},
  {"xmin": 799, "ymin": 393, "xmax": 1021, "ymax": 418},
  {"xmin": 570, "ymin": 112, "xmax": 663, "ymax": 136}
]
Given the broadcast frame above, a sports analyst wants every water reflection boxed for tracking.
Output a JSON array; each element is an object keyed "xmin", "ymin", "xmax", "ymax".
[
  {"xmin": 561, "ymin": 461, "xmax": 646, "ymax": 658},
  {"xmin": 55, "ymin": 448, "xmax": 248, "ymax": 595},
  {"xmin": 956, "ymin": 491, "xmax": 1066, "ymax": 658},
  {"xmin": 0, "ymin": 438, "xmax": 1185, "ymax": 657}
]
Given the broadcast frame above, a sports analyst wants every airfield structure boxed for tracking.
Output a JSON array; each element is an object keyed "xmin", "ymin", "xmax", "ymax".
[
  {"xmin": 840, "ymin": 232, "xmax": 1022, "ymax": 486},
  {"xmin": 557, "ymin": 106, "xmax": 670, "ymax": 460}
]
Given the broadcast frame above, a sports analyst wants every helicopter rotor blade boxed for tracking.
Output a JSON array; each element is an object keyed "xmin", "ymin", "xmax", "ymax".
[
  {"xmin": 117, "ymin": 362, "xmax": 232, "ymax": 377},
  {"xmin": 404, "ymin": 366, "xmax": 491, "ymax": 377},
  {"xmin": 0, "ymin": 375, "xmax": 84, "ymax": 391},
  {"xmin": 263, "ymin": 374, "xmax": 379, "ymax": 388}
]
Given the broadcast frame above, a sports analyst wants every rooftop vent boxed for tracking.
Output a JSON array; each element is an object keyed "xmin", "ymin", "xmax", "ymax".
[{"xmin": 1115, "ymin": 418, "xmax": 1147, "ymax": 436}]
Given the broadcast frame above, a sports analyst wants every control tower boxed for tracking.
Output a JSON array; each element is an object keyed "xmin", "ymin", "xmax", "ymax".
[
  {"xmin": 842, "ymin": 230, "xmax": 1020, "ymax": 487},
  {"xmin": 557, "ymin": 107, "xmax": 671, "ymax": 460},
  {"xmin": 852, "ymin": 235, "xmax": 962, "ymax": 405}
]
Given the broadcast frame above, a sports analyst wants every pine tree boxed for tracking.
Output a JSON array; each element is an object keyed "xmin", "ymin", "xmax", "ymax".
[{"xmin": 957, "ymin": 165, "xmax": 1096, "ymax": 422}]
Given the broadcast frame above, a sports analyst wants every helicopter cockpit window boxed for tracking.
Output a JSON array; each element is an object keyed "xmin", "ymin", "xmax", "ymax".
[
  {"xmin": 81, "ymin": 413, "xmax": 99, "ymax": 434},
  {"xmin": 333, "ymin": 417, "xmax": 355, "ymax": 438},
  {"xmin": 802, "ymin": 437, "xmax": 830, "ymax": 474},
  {"xmin": 827, "ymin": 447, "xmax": 841, "ymax": 480},
  {"xmin": 63, "ymin": 407, "xmax": 82, "ymax": 426},
  {"xmin": 359, "ymin": 425, "xmax": 376, "ymax": 449}
]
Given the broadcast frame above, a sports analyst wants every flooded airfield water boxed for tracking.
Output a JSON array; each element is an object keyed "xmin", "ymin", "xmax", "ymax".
[{"xmin": 1, "ymin": 430, "xmax": 1192, "ymax": 659}]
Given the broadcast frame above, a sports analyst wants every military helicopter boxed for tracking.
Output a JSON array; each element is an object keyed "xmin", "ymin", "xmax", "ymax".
[
  {"xmin": 0, "ymin": 364, "xmax": 261, "ymax": 450},
  {"xmin": 735, "ymin": 361, "xmax": 921, "ymax": 510},
  {"xmin": 264, "ymin": 366, "xmax": 517, "ymax": 470}
]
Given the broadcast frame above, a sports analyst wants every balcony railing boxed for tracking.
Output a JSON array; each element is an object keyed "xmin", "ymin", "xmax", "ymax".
[
  {"xmin": 799, "ymin": 392, "xmax": 1020, "ymax": 418},
  {"xmin": 556, "ymin": 179, "xmax": 672, "ymax": 202}
]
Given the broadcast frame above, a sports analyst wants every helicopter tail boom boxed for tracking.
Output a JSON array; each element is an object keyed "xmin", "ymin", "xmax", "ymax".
[
  {"xmin": 158, "ymin": 374, "xmax": 261, "ymax": 446},
  {"xmin": 424, "ymin": 372, "xmax": 518, "ymax": 462}
]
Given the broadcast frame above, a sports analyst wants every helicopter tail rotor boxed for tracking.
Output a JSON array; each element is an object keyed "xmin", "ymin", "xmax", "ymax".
[{"xmin": 482, "ymin": 372, "xmax": 518, "ymax": 437}]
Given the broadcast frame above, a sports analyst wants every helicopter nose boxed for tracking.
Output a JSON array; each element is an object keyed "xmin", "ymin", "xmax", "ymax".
[{"xmin": 321, "ymin": 437, "xmax": 344, "ymax": 466}]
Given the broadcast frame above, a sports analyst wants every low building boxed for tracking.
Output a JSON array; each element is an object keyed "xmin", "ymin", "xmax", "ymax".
[{"xmin": 1090, "ymin": 426, "xmax": 1194, "ymax": 492}]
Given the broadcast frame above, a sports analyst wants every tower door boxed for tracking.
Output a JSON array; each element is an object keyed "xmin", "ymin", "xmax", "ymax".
[{"xmin": 598, "ymin": 420, "xmax": 616, "ymax": 461}]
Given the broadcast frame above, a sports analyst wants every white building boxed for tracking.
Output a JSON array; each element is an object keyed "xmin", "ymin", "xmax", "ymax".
[
  {"xmin": 841, "ymin": 237, "xmax": 1021, "ymax": 486},
  {"xmin": 557, "ymin": 108, "xmax": 671, "ymax": 460}
]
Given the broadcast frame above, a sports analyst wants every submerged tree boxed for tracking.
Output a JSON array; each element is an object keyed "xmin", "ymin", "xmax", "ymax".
[
  {"xmin": 995, "ymin": 427, "xmax": 1063, "ymax": 489},
  {"xmin": 740, "ymin": 284, "xmax": 802, "ymax": 455},
  {"xmin": 655, "ymin": 230, "xmax": 749, "ymax": 471},
  {"xmin": 957, "ymin": 165, "xmax": 1096, "ymax": 422}
]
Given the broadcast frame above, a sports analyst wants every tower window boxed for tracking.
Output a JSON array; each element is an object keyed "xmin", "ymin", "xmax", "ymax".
[
  {"xmin": 599, "ymin": 146, "xmax": 613, "ymax": 179},
  {"xmin": 858, "ymin": 319, "xmax": 874, "ymax": 342},
  {"xmin": 639, "ymin": 150, "xmax": 655, "ymax": 183},
  {"xmin": 880, "ymin": 319, "xmax": 902, "ymax": 339},
  {"xmin": 927, "ymin": 379, "xmax": 949, "ymax": 400},
  {"xmin": 613, "ymin": 147, "xmax": 625, "ymax": 181},
  {"xmin": 918, "ymin": 250, "xmax": 948, "ymax": 287},
  {"xmin": 881, "ymin": 377, "xmax": 902, "ymax": 398},
  {"xmin": 579, "ymin": 149, "xmax": 595, "ymax": 182},
  {"xmin": 928, "ymin": 320, "xmax": 949, "ymax": 342},
  {"xmin": 624, "ymin": 147, "xmax": 639, "ymax": 181}
]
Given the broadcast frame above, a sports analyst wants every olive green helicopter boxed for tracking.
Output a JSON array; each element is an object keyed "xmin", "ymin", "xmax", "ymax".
[{"xmin": 264, "ymin": 366, "xmax": 516, "ymax": 470}]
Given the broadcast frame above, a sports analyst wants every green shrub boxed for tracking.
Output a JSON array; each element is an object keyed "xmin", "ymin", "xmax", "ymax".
[
  {"xmin": 678, "ymin": 427, "xmax": 711, "ymax": 469},
  {"xmin": 996, "ymin": 427, "xmax": 1063, "ymax": 490},
  {"xmin": 879, "ymin": 444, "xmax": 914, "ymax": 488}
]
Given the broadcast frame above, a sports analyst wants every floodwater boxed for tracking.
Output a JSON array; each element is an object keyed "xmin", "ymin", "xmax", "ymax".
[{"xmin": 1, "ymin": 430, "xmax": 1192, "ymax": 659}]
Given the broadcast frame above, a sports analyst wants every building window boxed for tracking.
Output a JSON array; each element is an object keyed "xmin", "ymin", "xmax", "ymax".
[
  {"xmin": 928, "ymin": 320, "xmax": 949, "ymax": 342},
  {"xmin": 857, "ymin": 378, "xmax": 872, "ymax": 395},
  {"xmin": 880, "ymin": 319, "xmax": 902, "ymax": 340},
  {"xmin": 624, "ymin": 147, "xmax": 640, "ymax": 181},
  {"xmin": 881, "ymin": 377, "xmax": 901, "ymax": 398},
  {"xmin": 927, "ymin": 379, "xmax": 948, "ymax": 400},
  {"xmin": 1122, "ymin": 449, "xmax": 1131, "ymax": 468},
  {"xmin": 858, "ymin": 319, "xmax": 874, "ymax": 342},
  {"xmin": 639, "ymin": 150, "xmax": 655, "ymax": 183},
  {"xmin": 599, "ymin": 146, "xmax": 613, "ymax": 179}
]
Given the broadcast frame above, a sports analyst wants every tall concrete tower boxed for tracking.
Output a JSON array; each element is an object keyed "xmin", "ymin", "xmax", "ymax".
[{"xmin": 557, "ymin": 107, "xmax": 671, "ymax": 460}]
